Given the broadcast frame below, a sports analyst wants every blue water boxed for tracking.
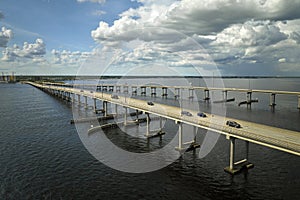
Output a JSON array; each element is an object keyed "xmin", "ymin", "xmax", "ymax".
[{"xmin": 0, "ymin": 78, "xmax": 300, "ymax": 199}]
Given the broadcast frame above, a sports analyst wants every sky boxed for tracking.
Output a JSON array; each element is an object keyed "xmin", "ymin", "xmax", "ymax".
[{"xmin": 0, "ymin": 0, "xmax": 300, "ymax": 76}]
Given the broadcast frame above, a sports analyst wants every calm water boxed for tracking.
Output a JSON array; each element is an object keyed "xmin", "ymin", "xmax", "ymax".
[{"xmin": 0, "ymin": 78, "xmax": 300, "ymax": 199}]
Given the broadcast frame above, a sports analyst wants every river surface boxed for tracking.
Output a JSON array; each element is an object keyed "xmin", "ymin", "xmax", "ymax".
[{"xmin": 0, "ymin": 78, "xmax": 300, "ymax": 199}]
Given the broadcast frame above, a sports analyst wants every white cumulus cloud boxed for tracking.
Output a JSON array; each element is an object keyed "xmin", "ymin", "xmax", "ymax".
[
  {"xmin": 2, "ymin": 38, "xmax": 46, "ymax": 62},
  {"xmin": 0, "ymin": 27, "xmax": 13, "ymax": 47},
  {"xmin": 51, "ymin": 49, "xmax": 93, "ymax": 66}
]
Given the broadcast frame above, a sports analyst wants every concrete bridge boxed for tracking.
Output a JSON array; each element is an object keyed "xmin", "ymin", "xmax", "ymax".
[
  {"xmin": 41, "ymin": 81, "xmax": 300, "ymax": 110},
  {"xmin": 28, "ymin": 81, "xmax": 300, "ymax": 174}
]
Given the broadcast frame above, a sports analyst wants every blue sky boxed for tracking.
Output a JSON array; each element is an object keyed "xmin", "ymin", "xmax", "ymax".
[
  {"xmin": 0, "ymin": 0, "xmax": 140, "ymax": 51},
  {"xmin": 0, "ymin": 0, "xmax": 300, "ymax": 76}
]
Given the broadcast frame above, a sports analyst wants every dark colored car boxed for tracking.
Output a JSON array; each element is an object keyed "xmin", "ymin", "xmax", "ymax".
[
  {"xmin": 111, "ymin": 94, "xmax": 119, "ymax": 99},
  {"xmin": 226, "ymin": 120, "xmax": 241, "ymax": 128},
  {"xmin": 80, "ymin": 89, "xmax": 84, "ymax": 92},
  {"xmin": 197, "ymin": 112, "xmax": 207, "ymax": 118},
  {"xmin": 147, "ymin": 101, "xmax": 154, "ymax": 106},
  {"xmin": 181, "ymin": 111, "xmax": 192, "ymax": 116}
]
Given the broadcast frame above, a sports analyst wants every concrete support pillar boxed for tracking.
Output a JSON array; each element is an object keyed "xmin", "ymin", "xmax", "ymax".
[
  {"xmin": 141, "ymin": 86, "xmax": 146, "ymax": 96},
  {"xmin": 72, "ymin": 93, "xmax": 75, "ymax": 103},
  {"xmin": 175, "ymin": 88, "xmax": 180, "ymax": 99},
  {"xmin": 124, "ymin": 107, "xmax": 128, "ymax": 126},
  {"xmin": 162, "ymin": 87, "xmax": 168, "ymax": 98},
  {"xmin": 115, "ymin": 104, "xmax": 118, "ymax": 116},
  {"xmin": 136, "ymin": 109, "xmax": 139, "ymax": 121},
  {"xmin": 223, "ymin": 90, "xmax": 228, "ymax": 100},
  {"xmin": 146, "ymin": 113, "xmax": 150, "ymax": 137},
  {"xmin": 193, "ymin": 126, "xmax": 197, "ymax": 143},
  {"xmin": 103, "ymin": 86, "xmax": 107, "ymax": 92},
  {"xmin": 93, "ymin": 98, "xmax": 97, "ymax": 112},
  {"xmin": 132, "ymin": 87, "xmax": 137, "ymax": 96},
  {"xmin": 245, "ymin": 141, "xmax": 249, "ymax": 161},
  {"xmin": 84, "ymin": 96, "xmax": 88, "ymax": 109},
  {"xmin": 269, "ymin": 93, "xmax": 276, "ymax": 108},
  {"xmin": 103, "ymin": 101, "xmax": 108, "ymax": 117},
  {"xmin": 159, "ymin": 117, "xmax": 163, "ymax": 132},
  {"xmin": 298, "ymin": 95, "xmax": 300, "ymax": 109},
  {"xmin": 178, "ymin": 122, "xmax": 183, "ymax": 150},
  {"xmin": 229, "ymin": 137, "xmax": 236, "ymax": 170},
  {"xmin": 204, "ymin": 89, "xmax": 210, "ymax": 101},
  {"xmin": 247, "ymin": 91, "xmax": 252, "ymax": 108},
  {"xmin": 77, "ymin": 94, "xmax": 81, "ymax": 105},
  {"xmin": 189, "ymin": 88, "xmax": 194, "ymax": 100},
  {"xmin": 151, "ymin": 87, "xmax": 156, "ymax": 97}
]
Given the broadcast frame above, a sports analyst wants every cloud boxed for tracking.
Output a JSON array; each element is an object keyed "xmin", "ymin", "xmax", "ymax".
[
  {"xmin": 0, "ymin": 27, "xmax": 13, "ymax": 47},
  {"xmin": 51, "ymin": 49, "xmax": 92, "ymax": 66},
  {"xmin": 92, "ymin": 10, "xmax": 106, "ymax": 16},
  {"xmin": 2, "ymin": 38, "xmax": 46, "ymax": 62},
  {"xmin": 77, "ymin": 0, "xmax": 106, "ymax": 4},
  {"xmin": 90, "ymin": 0, "xmax": 300, "ymax": 75},
  {"xmin": 210, "ymin": 20, "xmax": 288, "ymax": 63},
  {"xmin": 92, "ymin": 0, "xmax": 300, "ymax": 43}
]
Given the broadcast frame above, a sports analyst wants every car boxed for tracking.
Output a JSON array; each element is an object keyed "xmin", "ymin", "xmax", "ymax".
[
  {"xmin": 80, "ymin": 89, "xmax": 84, "ymax": 92},
  {"xmin": 111, "ymin": 94, "xmax": 119, "ymax": 99},
  {"xmin": 226, "ymin": 120, "xmax": 241, "ymax": 128},
  {"xmin": 90, "ymin": 91, "xmax": 94, "ymax": 93},
  {"xmin": 181, "ymin": 111, "xmax": 192, "ymax": 116},
  {"xmin": 147, "ymin": 101, "xmax": 154, "ymax": 106},
  {"xmin": 197, "ymin": 112, "xmax": 207, "ymax": 118}
]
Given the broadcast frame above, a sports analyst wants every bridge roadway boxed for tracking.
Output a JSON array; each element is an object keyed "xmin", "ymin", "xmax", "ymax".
[
  {"xmin": 42, "ymin": 81, "xmax": 300, "ymax": 95},
  {"xmin": 42, "ymin": 81, "xmax": 300, "ymax": 109},
  {"xmin": 28, "ymin": 82, "xmax": 300, "ymax": 174}
]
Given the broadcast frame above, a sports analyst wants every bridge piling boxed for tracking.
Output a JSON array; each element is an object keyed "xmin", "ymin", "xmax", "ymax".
[
  {"xmin": 115, "ymin": 104, "xmax": 118, "ymax": 116},
  {"xmin": 132, "ymin": 86, "xmax": 137, "ymax": 96},
  {"xmin": 136, "ymin": 110, "xmax": 139, "ymax": 122},
  {"xmin": 141, "ymin": 86, "xmax": 146, "ymax": 96},
  {"xmin": 67, "ymin": 92, "xmax": 71, "ymax": 102},
  {"xmin": 151, "ymin": 87, "xmax": 156, "ymax": 97},
  {"xmin": 189, "ymin": 88, "xmax": 194, "ymax": 100},
  {"xmin": 84, "ymin": 96, "xmax": 88, "ymax": 109},
  {"xmin": 124, "ymin": 107, "xmax": 128, "ymax": 126},
  {"xmin": 247, "ymin": 91, "xmax": 252, "ymax": 108},
  {"xmin": 174, "ymin": 122, "xmax": 183, "ymax": 151},
  {"xmin": 269, "ymin": 93, "xmax": 276, "ymax": 108},
  {"xmin": 204, "ymin": 89, "xmax": 210, "ymax": 101},
  {"xmin": 72, "ymin": 93, "xmax": 75, "ymax": 103},
  {"xmin": 93, "ymin": 98, "xmax": 97, "ymax": 113},
  {"xmin": 103, "ymin": 101, "xmax": 108, "ymax": 117},
  {"xmin": 77, "ymin": 94, "xmax": 81, "ymax": 105},
  {"xmin": 175, "ymin": 88, "xmax": 180, "ymax": 99},
  {"xmin": 223, "ymin": 90, "xmax": 228, "ymax": 101},
  {"xmin": 229, "ymin": 137, "xmax": 235, "ymax": 171},
  {"xmin": 224, "ymin": 137, "xmax": 254, "ymax": 175},
  {"xmin": 162, "ymin": 87, "xmax": 168, "ymax": 98},
  {"xmin": 146, "ymin": 113, "xmax": 150, "ymax": 137},
  {"xmin": 298, "ymin": 95, "xmax": 300, "ymax": 109}
]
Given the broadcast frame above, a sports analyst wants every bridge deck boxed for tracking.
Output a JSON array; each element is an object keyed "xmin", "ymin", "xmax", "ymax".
[
  {"xmin": 28, "ymin": 82, "xmax": 300, "ymax": 156},
  {"xmin": 41, "ymin": 82, "xmax": 300, "ymax": 95}
]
